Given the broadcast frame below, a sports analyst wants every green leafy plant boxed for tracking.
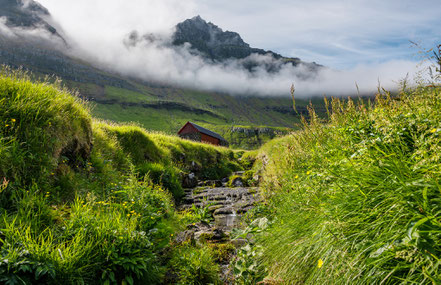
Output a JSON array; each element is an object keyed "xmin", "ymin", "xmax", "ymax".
[{"xmin": 170, "ymin": 245, "xmax": 220, "ymax": 285}]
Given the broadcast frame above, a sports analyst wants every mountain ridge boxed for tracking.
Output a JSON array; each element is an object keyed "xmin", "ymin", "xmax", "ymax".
[
  {"xmin": 171, "ymin": 15, "xmax": 321, "ymax": 71},
  {"xmin": 0, "ymin": 0, "xmax": 61, "ymax": 37}
]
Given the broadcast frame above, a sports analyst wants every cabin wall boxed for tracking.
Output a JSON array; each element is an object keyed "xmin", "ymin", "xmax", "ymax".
[
  {"xmin": 179, "ymin": 123, "xmax": 198, "ymax": 135},
  {"xmin": 178, "ymin": 122, "xmax": 228, "ymax": 146},
  {"xmin": 179, "ymin": 133, "xmax": 201, "ymax": 142},
  {"xmin": 201, "ymin": 133, "xmax": 220, "ymax": 145}
]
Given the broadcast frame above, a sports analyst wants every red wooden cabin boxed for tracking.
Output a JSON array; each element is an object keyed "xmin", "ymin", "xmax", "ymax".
[{"xmin": 178, "ymin": 121, "xmax": 229, "ymax": 147}]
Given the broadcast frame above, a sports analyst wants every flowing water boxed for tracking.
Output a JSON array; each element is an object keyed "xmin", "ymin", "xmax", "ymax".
[{"xmin": 181, "ymin": 186, "xmax": 259, "ymax": 231}]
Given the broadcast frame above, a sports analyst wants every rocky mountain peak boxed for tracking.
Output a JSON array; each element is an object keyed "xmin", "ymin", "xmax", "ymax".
[
  {"xmin": 0, "ymin": 0, "xmax": 58, "ymax": 35},
  {"xmin": 173, "ymin": 15, "xmax": 252, "ymax": 61},
  {"xmin": 171, "ymin": 15, "xmax": 323, "ymax": 73}
]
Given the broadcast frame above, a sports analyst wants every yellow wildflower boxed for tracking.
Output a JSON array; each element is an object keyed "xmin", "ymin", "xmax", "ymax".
[
  {"xmin": 11, "ymin": 119, "xmax": 16, "ymax": 123},
  {"xmin": 306, "ymin": 171, "xmax": 312, "ymax": 175},
  {"xmin": 295, "ymin": 175, "xmax": 299, "ymax": 179},
  {"xmin": 431, "ymin": 128, "xmax": 437, "ymax": 133},
  {"xmin": 317, "ymin": 259, "xmax": 324, "ymax": 268},
  {"xmin": 127, "ymin": 214, "xmax": 131, "ymax": 217}
]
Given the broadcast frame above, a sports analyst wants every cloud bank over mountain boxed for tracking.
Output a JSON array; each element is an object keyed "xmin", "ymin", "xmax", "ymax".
[{"xmin": 3, "ymin": 0, "xmax": 430, "ymax": 97}]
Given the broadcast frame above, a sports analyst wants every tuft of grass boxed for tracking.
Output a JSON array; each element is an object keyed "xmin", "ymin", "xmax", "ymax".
[
  {"xmin": 169, "ymin": 244, "xmax": 221, "ymax": 285},
  {"xmin": 0, "ymin": 67, "xmax": 92, "ymax": 190},
  {"xmin": 254, "ymin": 85, "xmax": 441, "ymax": 284}
]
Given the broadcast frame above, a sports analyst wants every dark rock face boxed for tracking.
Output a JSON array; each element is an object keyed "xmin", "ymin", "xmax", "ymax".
[
  {"xmin": 172, "ymin": 15, "xmax": 322, "ymax": 73},
  {"xmin": 0, "ymin": 0, "xmax": 59, "ymax": 35},
  {"xmin": 182, "ymin": 172, "xmax": 198, "ymax": 188},
  {"xmin": 173, "ymin": 15, "xmax": 254, "ymax": 61}
]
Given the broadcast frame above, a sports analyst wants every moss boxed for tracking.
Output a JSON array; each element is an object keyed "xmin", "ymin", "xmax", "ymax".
[
  {"xmin": 198, "ymin": 232, "xmax": 215, "ymax": 243},
  {"xmin": 209, "ymin": 242, "xmax": 236, "ymax": 264},
  {"xmin": 243, "ymin": 170, "xmax": 257, "ymax": 186}
]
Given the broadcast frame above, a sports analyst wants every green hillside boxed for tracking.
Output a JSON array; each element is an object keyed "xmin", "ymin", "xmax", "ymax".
[
  {"xmin": 63, "ymin": 79, "xmax": 329, "ymax": 149},
  {"xmin": 68, "ymin": 80, "xmax": 325, "ymax": 131}
]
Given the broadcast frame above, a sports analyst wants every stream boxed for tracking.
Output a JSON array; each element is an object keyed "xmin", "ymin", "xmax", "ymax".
[{"xmin": 180, "ymin": 186, "xmax": 259, "ymax": 231}]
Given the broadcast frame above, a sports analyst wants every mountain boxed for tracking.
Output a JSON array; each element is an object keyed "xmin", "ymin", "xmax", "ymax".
[
  {"xmin": 0, "ymin": 0, "xmax": 59, "ymax": 36},
  {"xmin": 0, "ymin": 2, "xmax": 327, "ymax": 149},
  {"xmin": 0, "ymin": 0, "xmax": 138, "ymax": 89},
  {"xmin": 172, "ymin": 16, "xmax": 321, "ymax": 72}
]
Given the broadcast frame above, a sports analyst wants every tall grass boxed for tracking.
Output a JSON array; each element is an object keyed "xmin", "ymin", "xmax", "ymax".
[
  {"xmin": 255, "ymin": 86, "xmax": 441, "ymax": 284},
  {"xmin": 0, "ymin": 67, "xmax": 92, "ymax": 189}
]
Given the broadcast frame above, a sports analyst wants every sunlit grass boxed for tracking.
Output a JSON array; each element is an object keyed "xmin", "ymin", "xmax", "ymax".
[{"xmin": 255, "ymin": 86, "xmax": 441, "ymax": 284}]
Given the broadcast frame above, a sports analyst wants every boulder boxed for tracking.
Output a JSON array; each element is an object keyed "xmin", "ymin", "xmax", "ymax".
[
  {"xmin": 190, "ymin": 161, "xmax": 202, "ymax": 173},
  {"xmin": 231, "ymin": 177, "xmax": 244, "ymax": 187},
  {"xmin": 182, "ymin": 172, "xmax": 198, "ymax": 188}
]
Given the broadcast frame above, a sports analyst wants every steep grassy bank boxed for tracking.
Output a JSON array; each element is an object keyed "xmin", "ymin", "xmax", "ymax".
[
  {"xmin": 0, "ymin": 68, "xmax": 243, "ymax": 284},
  {"xmin": 250, "ymin": 85, "xmax": 441, "ymax": 284}
]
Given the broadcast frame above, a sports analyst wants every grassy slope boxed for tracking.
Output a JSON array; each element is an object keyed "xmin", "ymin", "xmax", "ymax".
[
  {"xmin": 0, "ymin": 69, "xmax": 244, "ymax": 284},
  {"xmin": 66, "ymin": 80, "xmax": 327, "ymax": 136},
  {"xmin": 251, "ymin": 86, "xmax": 441, "ymax": 284},
  {"xmin": 66, "ymin": 79, "xmax": 330, "ymax": 149}
]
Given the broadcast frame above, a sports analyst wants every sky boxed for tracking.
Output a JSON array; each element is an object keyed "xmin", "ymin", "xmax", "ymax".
[
  {"xmin": 195, "ymin": 0, "xmax": 441, "ymax": 68},
  {"xmin": 32, "ymin": 0, "xmax": 441, "ymax": 96}
]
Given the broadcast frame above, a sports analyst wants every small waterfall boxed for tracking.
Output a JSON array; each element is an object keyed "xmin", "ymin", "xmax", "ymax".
[{"xmin": 225, "ymin": 192, "xmax": 238, "ymax": 229}]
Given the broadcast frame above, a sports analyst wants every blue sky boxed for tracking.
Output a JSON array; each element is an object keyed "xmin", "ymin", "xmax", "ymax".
[{"xmin": 194, "ymin": 0, "xmax": 441, "ymax": 69}]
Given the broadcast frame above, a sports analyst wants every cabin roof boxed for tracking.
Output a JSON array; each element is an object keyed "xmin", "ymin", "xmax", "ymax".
[{"xmin": 179, "ymin": 121, "xmax": 227, "ymax": 142}]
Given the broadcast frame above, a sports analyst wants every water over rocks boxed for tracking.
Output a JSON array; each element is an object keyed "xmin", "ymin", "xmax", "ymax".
[
  {"xmin": 180, "ymin": 186, "xmax": 259, "ymax": 230},
  {"xmin": 176, "ymin": 181, "xmax": 260, "ymax": 282}
]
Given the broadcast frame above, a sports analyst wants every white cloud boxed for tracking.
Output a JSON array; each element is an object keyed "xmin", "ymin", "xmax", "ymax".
[
  {"xmin": 8, "ymin": 0, "xmax": 437, "ymax": 97},
  {"xmin": 0, "ymin": 16, "xmax": 65, "ymax": 46}
]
